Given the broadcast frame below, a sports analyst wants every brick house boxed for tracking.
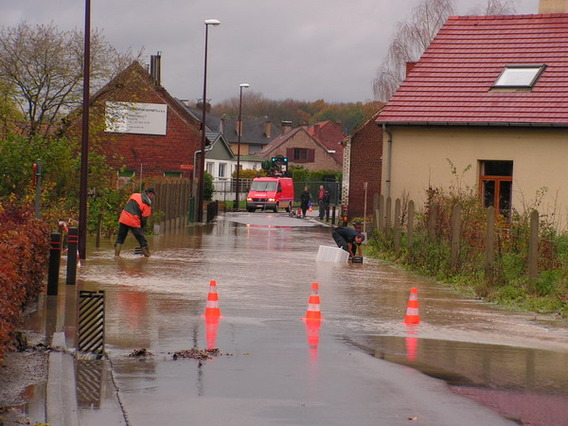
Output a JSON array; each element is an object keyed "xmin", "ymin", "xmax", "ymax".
[
  {"xmin": 259, "ymin": 121, "xmax": 343, "ymax": 171},
  {"xmin": 307, "ymin": 121, "xmax": 345, "ymax": 166},
  {"xmin": 376, "ymin": 2, "xmax": 568, "ymax": 228},
  {"xmin": 342, "ymin": 109, "xmax": 384, "ymax": 218},
  {"xmin": 64, "ymin": 60, "xmax": 202, "ymax": 186}
]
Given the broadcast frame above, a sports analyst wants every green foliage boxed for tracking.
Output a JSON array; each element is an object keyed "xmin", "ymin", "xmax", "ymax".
[
  {"xmin": 0, "ymin": 134, "xmax": 116, "ymax": 225},
  {"xmin": 233, "ymin": 168, "xmax": 265, "ymax": 179},
  {"xmin": 87, "ymin": 186, "xmax": 131, "ymax": 239},
  {"xmin": 204, "ymin": 172, "xmax": 214, "ymax": 201},
  {"xmin": 369, "ymin": 160, "xmax": 568, "ymax": 317},
  {"xmin": 290, "ymin": 166, "xmax": 309, "ymax": 182}
]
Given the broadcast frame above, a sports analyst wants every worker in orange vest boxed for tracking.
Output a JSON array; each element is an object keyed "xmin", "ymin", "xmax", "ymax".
[{"xmin": 114, "ymin": 187, "xmax": 156, "ymax": 257}]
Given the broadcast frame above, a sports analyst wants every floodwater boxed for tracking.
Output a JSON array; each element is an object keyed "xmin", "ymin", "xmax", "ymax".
[{"xmin": 35, "ymin": 212, "xmax": 568, "ymax": 424}]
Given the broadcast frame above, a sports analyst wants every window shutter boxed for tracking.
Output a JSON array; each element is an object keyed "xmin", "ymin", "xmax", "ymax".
[
  {"xmin": 307, "ymin": 149, "xmax": 315, "ymax": 162},
  {"xmin": 286, "ymin": 148, "xmax": 294, "ymax": 160}
]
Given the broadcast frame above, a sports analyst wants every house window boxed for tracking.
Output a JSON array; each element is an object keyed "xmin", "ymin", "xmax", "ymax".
[
  {"xmin": 206, "ymin": 162, "xmax": 214, "ymax": 175},
  {"xmin": 218, "ymin": 162, "xmax": 227, "ymax": 178},
  {"xmin": 287, "ymin": 147, "xmax": 315, "ymax": 163},
  {"xmin": 164, "ymin": 171, "xmax": 182, "ymax": 178},
  {"xmin": 479, "ymin": 160, "xmax": 513, "ymax": 216},
  {"xmin": 493, "ymin": 65, "xmax": 545, "ymax": 88}
]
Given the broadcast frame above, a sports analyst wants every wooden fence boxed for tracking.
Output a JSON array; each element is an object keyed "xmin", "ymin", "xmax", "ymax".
[
  {"xmin": 374, "ymin": 194, "xmax": 540, "ymax": 286},
  {"xmin": 150, "ymin": 178, "xmax": 192, "ymax": 234}
]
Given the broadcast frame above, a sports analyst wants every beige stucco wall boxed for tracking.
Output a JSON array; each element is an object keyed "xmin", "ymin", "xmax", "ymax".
[
  {"xmin": 382, "ymin": 126, "xmax": 568, "ymax": 230},
  {"xmin": 539, "ymin": 0, "xmax": 568, "ymax": 13}
]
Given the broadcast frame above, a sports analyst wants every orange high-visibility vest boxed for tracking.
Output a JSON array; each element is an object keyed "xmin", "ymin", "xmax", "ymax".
[{"xmin": 119, "ymin": 193, "xmax": 152, "ymax": 228}]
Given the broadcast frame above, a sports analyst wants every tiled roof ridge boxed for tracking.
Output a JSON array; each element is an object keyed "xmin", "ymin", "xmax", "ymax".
[
  {"xmin": 377, "ymin": 12, "xmax": 568, "ymax": 126},
  {"xmin": 447, "ymin": 13, "xmax": 568, "ymax": 21}
]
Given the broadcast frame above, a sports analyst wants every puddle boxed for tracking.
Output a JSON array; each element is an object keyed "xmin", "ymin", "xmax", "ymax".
[{"xmin": 364, "ymin": 335, "xmax": 568, "ymax": 425}]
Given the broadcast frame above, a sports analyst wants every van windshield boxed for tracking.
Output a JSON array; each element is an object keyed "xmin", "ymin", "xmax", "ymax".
[{"xmin": 250, "ymin": 181, "xmax": 277, "ymax": 191}]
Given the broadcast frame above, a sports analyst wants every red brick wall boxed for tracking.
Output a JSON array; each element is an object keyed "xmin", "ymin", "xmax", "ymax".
[
  {"xmin": 66, "ymin": 63, "xmax": 201, "ymax": 180},
  {"xmin": 348, "ymin": 120, "xmax": 383, "ymax": 218}
]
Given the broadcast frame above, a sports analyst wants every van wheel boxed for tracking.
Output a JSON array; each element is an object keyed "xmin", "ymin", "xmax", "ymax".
[
  {"xmin": 247, "ymin": 207, "xmax": 255, "ymax": 212},
  {"xmin": 273, "ymin": 204, "xmax": 278, "ymax": 213}
]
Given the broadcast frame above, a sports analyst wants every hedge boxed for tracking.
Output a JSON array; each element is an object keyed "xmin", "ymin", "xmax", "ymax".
[{"xmin": 0, "ymin": 204, "xmax": 50, "ymax": 361}]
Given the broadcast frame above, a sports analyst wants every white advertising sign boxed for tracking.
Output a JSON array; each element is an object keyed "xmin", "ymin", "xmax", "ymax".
[{"xmin": 105, "ymin": 101, "xmax": 167, "ymax": 135}]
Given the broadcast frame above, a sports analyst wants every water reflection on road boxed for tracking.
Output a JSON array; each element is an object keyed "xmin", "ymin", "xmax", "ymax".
[{"xmin": 76, "ymin": 212, "xmax": 568, "ymax": 425}]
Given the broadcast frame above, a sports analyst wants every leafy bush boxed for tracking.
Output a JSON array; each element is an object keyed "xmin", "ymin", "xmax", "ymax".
[
  {"xmin": 370, "ymin": 162, "xmax": 568, "ymax": 317},
  {"xmin": 0, "ymin": 202, "xmax": 50, "ymax": 360}
]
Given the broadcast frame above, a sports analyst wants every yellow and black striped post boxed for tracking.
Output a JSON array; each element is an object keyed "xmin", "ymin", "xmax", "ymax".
[{"xmin": 78, "ymin": 290, "xmax": 105, "ymax": 357}]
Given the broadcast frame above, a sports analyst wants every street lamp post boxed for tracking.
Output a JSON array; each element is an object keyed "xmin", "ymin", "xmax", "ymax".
[
  {"xmin": 78, "ymin": 0, "xmax": 91, "ymax": 259},
  {"xmin": 234, "ymin": 83, "xmax": 249, "ymax": 211},
  {"xmin": 197, "ymin": 19, "xmax": 220, "ymax": 223}
]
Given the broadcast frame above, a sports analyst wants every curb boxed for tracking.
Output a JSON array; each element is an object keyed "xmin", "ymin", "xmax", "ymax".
[{"xmin": 47, "ymin": 331, "xmax": 79, "ymax": 426}]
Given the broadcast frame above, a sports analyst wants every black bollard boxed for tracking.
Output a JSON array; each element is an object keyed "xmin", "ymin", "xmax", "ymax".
[
  {"xmin": 47, "ymin": 232, "xmax": 61, "ymax": 295},
  {"xmin": 331, "ymin": 205, "xmax": 336, "ymax": 225},
  {"xmin": 66, "ymin": 227, "xmax": 78, "ymax": 285}
]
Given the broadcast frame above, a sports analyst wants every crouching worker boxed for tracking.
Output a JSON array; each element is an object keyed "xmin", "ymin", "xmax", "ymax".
[
  {"xmin": 114, "ymin": 187, "xmax": 156, "ymax": 257},
  {"xmin": 332, "ymin": 226, "xmax": 364, "ymax": 258}
]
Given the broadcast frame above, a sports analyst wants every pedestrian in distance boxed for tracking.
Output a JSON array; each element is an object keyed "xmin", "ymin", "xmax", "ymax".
[
  {"xmin": 319, "ymin": 188, "xmax": 330, "ymax": 220},
  {"xmin": 318, "ymin": 185, "xmax": 325, "ymax": 219},
  {"xmin": 332, "ymin": 226, "xmax": 364, "ymax": 257},
  {"xmin": 114, "ymin": 187, "xmax": 156, "ymax": 257},
  {"xmin": 300, "ymin": 186, "xmax": 311, "ymax": 218}
]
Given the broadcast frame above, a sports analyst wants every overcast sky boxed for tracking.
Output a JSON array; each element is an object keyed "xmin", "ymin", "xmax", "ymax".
[{"xmin": 2, "ymin": 0, "xmax": 537, "ymax": 104}]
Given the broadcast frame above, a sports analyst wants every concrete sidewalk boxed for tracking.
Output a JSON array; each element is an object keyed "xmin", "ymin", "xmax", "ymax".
[{"xmin": 47, "ymin": 332, "xmax": 79, "ymax": 426}]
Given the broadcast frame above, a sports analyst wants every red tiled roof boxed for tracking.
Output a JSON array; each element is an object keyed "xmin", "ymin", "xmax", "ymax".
[
  {"xmin": 377, "ymin": 14, "xmax": 568, "ymax": 127},
  {"xmin": 307, "ymin": 121, "xmax": 345, "ymax": 162}
]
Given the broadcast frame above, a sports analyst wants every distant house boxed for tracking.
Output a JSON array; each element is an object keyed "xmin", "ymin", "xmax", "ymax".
[
  {"xmin": 376, "ymin": 7, "xmax": 568, "ymax": 228},
  {"xmin": 259, "ymin": 121, "xmax": 343, "ymax": 171},
  {"xmin": 178, "ymin": 104, "xmax": 272, "ymax": 173},
  {"xmin": 342, "ymin": 109, "xmax": 384, "ymax": 218},
  {"xmin": 307, "ymin": 121, "xmax": 345, "ymax": 165},
  {"xmin": 63, "ymin": 58, "xmax": 203, "ymax": 187},
  {"xmin": 221, "ymin": 116, "xmax": 283, "ymax": 156},
  {"xmin": 202, "ymin": 131, "xmax": 234, "ymax": 180}
]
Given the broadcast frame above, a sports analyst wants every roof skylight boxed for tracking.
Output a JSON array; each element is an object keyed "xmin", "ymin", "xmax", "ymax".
[{"xmin": 493, "ymin": 65, "xmax": 546, "ymax": 88}]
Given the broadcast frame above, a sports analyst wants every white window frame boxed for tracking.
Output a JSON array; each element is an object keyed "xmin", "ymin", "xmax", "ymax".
[{"xmin": 493, "ymin": 65, "xmax": 546, "ymax": 88}]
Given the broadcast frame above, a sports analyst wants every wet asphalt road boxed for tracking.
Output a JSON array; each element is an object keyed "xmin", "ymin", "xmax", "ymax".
[{"xmin": 66, "ymin": 211, "xmax": 568, "ymax": 425}]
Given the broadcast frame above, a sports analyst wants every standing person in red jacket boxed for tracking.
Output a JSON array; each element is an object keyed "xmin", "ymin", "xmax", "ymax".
[{"xmin": 114, "ymin": 187, "xmax": 156, "ymax": 257}]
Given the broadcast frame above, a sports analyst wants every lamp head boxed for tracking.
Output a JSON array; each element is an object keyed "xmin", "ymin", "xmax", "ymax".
[
  {"xmin": 205, "ymin": 19, "xmax": 221, "ymax": 26},
  {"xmin": 240, "ymin": 83, "xmax": 250, "ymax": 88}
]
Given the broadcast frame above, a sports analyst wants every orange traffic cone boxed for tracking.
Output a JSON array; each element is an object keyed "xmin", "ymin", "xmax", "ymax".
[
  {"xmin": 303, "ymin": 282, "xmax": 322, "ymax": 321},
  {"xmin": 404, "ymin": 288, "xmax": 420, "ymax": 324},
  {"xmin": 309, "ymin": 204, "xmax": 313, "ymax": 213},
  {"xmin": 205, "ymin": 316, "xmax": 220, "ymax": 350},
  {"xmin": 204, "ymin": 280, "xmax": 221, "ymax": 318},
  {"xmin": 405, "ymin": 325, "xmax": 419, "ymax": 362}
]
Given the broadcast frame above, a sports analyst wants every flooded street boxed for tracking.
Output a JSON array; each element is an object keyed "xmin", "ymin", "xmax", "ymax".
[{"xmin": 52, "ymin": 212, "xmax": 568, "ymax": 425}]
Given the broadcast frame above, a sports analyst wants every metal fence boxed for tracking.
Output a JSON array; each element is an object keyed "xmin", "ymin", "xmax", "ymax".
[{"xmin": 211, "ymin": 178, "xmax": 341, "ymax": 206}]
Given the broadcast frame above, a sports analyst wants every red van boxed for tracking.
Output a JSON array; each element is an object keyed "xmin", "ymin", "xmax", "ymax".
[{"xmin": 246, "ymin": 177, "xmax": 295, "ymax": 212}]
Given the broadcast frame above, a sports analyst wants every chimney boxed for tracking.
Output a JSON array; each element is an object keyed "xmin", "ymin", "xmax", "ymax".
[
  {"xmin": 220, "ymin": 115, "xmax": 225, "ymax": 135},
  {"xmin": 313, "ymin": 124, "xmax": 321, "ymax": 141},
  {"xmin": 406, "ymin": 62, "xmax": 416, "ymax": 77},
  {"xmin": 539, "ymin": 0, "xmax": 568, "ymax": 12},
  {"xmin": 281, "ymin": 120, "xmax": 292, "ymax": 133},
  {"xmin": 196, "ymin": 100, "xmax": 211, "ymax": 113},
  {"xmin": 150, "ymin": 52, "xmax": 162, "ymax": 86},
  {"xmin": 265, "ymin": 119, "xmax": 271, "ymax": 138}
]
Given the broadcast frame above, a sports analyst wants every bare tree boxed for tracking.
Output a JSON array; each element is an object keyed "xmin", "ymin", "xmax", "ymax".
[
  {"xmin": 0, "ymin": 22, "xmax": 139, "ymax": 136},
  {"xmin": 373, "ymin": 0, "xmax": 518, "ymax": 102}
]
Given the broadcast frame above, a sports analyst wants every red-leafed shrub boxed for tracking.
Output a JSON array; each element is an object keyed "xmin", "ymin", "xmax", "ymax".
[{"xmin": 0, "ymin": 203, "xmax": 50, "ymax": 361}]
